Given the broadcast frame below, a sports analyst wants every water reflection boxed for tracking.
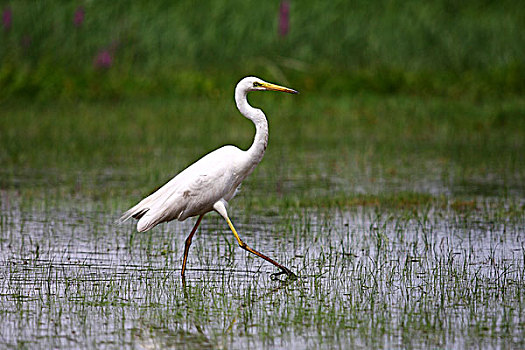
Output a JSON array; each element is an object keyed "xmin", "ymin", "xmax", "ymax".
[{"xmin": 0, "ymin": 190, "xmax": 523, "ymax": 349}]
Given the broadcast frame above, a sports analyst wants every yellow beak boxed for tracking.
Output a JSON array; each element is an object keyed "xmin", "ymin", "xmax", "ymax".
[{"xmin": 261, "ymin": 82, "xmax": 299, "ymax": 94}]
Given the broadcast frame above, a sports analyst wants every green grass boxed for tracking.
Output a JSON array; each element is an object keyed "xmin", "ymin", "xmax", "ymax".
[
  {"xmin": 1, "ymin": 1, "xmax": 525, "ymax": 347},
  {"xmin": 1, "ymin": 90, "xmax": 524, "ymax": 348},
  {"xmin": 0, "ymin": 199, "xmax": 523, "ymax": 348},
  {"xmin": 1, "ymin": 1, "xmax": 524, "ymax": 99},
  {"xmin": 1, "ymin": 87, "xmax": 523, "ymax": 348},
  {"xmin": 1, "ymin": 91, "xmax": 523, "ymax": 205}
]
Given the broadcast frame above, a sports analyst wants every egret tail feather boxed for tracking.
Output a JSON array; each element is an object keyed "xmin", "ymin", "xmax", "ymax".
[{"xmin": 117, "ymin": 206, "xmax": 150, "ymax": 225}]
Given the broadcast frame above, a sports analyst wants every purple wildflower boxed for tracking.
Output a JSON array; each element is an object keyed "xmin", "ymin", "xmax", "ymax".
[
  {"xmin": 2, "ymin": 6, "xmax": 12, "ymax": 31},
  {"xmin": 278, "ymin": 1, "xmax": 290, "ymax": 37},
  {"xmin": 73, "ymin": 6, "xmax": 85, "ymax": 27},
  {"xmin": 94, "ymin": 50, "xmax": 113, "ymax": 69}
]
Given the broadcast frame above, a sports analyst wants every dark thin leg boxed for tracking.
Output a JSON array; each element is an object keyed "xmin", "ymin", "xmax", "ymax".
[
  {"xmin": 224, "ymin": 216, "xmax": 296, "ymax": 279},
  {"xmin": 181, "ymin": 214, "xmax": 204, "ymax": 277}
]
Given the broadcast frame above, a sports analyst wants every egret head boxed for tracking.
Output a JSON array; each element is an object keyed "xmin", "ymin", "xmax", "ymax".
[{"xmin": 238, "ymin": 76, "xmax": 298, "ymax": 95}]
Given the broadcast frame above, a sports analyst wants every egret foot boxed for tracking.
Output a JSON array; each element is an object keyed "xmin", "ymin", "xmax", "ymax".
[{"xmin": 270, "ymin": 267, "xmax": 297, "ymax": 281}]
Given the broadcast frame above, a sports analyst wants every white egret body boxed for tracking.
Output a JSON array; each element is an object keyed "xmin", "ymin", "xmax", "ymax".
[{"xmin": 119, "ymin": 77, "xmax": 298, "ymax": 278}]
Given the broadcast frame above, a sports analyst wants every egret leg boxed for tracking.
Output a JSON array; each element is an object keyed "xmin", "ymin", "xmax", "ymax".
[
  {"xmin": 224, "ymin": 217, "xmax": 296, "ymax": 278},
  {"xmin": 181, "ymin": 214, "xmax": 204, "ymax": 277}
]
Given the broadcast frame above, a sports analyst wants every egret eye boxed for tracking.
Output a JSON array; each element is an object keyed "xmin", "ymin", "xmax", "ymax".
[{"xmin": 253, "ymin": 82, "xmax": 262, "ymax": 87}]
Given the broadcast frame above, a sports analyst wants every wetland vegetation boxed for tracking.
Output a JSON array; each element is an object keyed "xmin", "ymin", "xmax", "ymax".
[{"xmin": 1, "ymin": 1, "xmax": 524, "ymax": 349}]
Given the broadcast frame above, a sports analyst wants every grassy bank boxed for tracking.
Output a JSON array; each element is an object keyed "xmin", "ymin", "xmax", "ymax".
[
  {"xmin": 1, "ymin": 1, "xmax": 524, "ymax": 99},
  {"xmin": 1, "ymin": 92, "xmax": 524, "ymax": 210}
]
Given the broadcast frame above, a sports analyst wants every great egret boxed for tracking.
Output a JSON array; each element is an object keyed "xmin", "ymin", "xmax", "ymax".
[{"xmin": 119, "ymin": 76, "xmax": 298, "ymax": 279}]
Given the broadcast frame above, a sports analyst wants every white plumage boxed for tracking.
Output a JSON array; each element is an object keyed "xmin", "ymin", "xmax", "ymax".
[
  {"xmin": 119, "ymin": 76, "xmax": 298, "ymax": 278},
  {"xmin": 120, "ymin": 145, "xmax": 244, "ymax": 231}
]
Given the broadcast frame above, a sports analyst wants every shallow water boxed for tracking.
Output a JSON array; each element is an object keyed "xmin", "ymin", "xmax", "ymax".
[{"xmin": 1, "ymin": 186, "xmax": 523, "ymax": 349}]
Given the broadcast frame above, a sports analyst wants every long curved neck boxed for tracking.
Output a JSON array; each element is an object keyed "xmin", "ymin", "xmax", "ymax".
[{"xmin": 235, "ymin": 87, "xmax": 268, "ymax": 166}]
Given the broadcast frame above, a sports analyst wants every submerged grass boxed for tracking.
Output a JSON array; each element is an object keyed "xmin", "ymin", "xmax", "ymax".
[
  {"xmin": 1, "ymin": 62, "xmax": 524, "ymax": 348},
  {"xmin": 0, "ymin": 197, "xmax": 523, "ymax": 349}
]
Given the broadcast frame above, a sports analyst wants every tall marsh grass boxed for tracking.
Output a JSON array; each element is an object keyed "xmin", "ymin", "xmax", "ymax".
[{"xmin": 1, "ymin": 1, "xmax": 524, "ymax": 99}]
